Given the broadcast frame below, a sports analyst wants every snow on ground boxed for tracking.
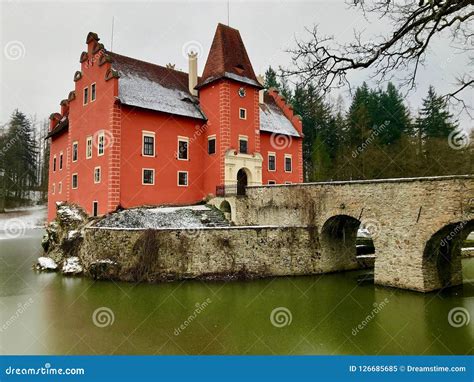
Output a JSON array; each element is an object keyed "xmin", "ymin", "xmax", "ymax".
[
  {"xmin": 62, "ymin": 257, "xmax": 83, "ymax": 275},
  {"xmin": 95, "ymin": 205, "xmax": 229, "ymax": 229},
  {"xmin": 0, "ymin": 206, "xmax": 47, "ymax": 240},
  {"xmin": 37, "ymin": 256, "xmax": 57, "ymax": 270}
]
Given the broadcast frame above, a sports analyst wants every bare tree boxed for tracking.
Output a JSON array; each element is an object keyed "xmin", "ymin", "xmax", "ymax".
[{"xmin": 284, "ymin": 0, "xmax": 473, "ymax": 113}]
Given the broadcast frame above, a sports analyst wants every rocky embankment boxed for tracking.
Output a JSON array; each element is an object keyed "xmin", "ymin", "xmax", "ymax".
[{"xmin": 37, "ymin": 202, "xmax": 230, "ymax": 277}]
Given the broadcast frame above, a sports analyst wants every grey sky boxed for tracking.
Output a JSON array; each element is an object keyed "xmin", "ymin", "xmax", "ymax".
[{"xmin": 1, "ymin": 0, "xmax": 472, "ymax": 128}]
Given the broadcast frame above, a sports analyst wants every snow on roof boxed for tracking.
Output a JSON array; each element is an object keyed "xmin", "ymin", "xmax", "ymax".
[
  {"xmin": 118, "ymin": 72, "xmax": 206, "ymax": 120},
  {"xmin": 94, "ymin": 205, "xmax": 229, "ymax": 229},
  {"xmin": 260, "ymin": 99, "xmax": 300, "ymax": 137}
]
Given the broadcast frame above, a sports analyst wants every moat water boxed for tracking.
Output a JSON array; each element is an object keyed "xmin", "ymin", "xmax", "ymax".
[{"xmin": 1, "ymin": 229, "xmax": 473, "ymax": 355}]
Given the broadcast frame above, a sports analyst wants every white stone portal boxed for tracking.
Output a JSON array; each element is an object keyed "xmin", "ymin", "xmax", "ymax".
[{"xmin": 224, "ymin": 149, "xmax": 262, "ymax": 187}]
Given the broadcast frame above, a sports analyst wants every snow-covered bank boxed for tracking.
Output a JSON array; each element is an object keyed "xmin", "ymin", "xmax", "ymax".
[{"xmin": 0, "ymin": 206, "xmax": 47, "ymax": 240}]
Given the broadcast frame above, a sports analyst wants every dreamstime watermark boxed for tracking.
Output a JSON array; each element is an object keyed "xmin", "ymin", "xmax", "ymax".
[
  {"xmin": 92, "ymin": 307, "xmax": 115, "ymax": 328},
  {"xmin": 4, "ymin": 363, "xmax": 85, "ymax": 376},
  {"xmin": 174, "ymin": 298, "xmax": 212, "ymax": 336},
  {"xmin": 448, "ymin": 129, "xmax": 470, "ymax": 150},
  {"xmin": 92, "ymin": 130, "xmax": 115, "ymax": 150},
  {"xmin": 360, "ymin": 218, "xmax": 382, "ymax": 239},
  {"xmin": 447, "ymin": 307, "xmax": 470, "ymax": 328},
  {"xmin": 270, "ymin": 133, "xmax": 292, "ymax": 150},
  {"xmin": 3, "ymin": 41, "xmax": 25, "ymax": 60},
  {"xmin": 352, "ymin": 298, "xmax": 389, "ymax": 336},
  {"xmin": 4, "ymin": 219, "xmax": 28, "ymax": 239},
  {"xmin": 440, "ymin": 220, "xmax": 467, "ymax": 247},
  {"xmin": 270, "ymin": 307, "xmax": 292, "ymax": 328},
  {"xmin": 0, "ymin": 132, "xmax": 21, "ymax": 158},
  {"xmin": 173, "ymin": 124, "xmax": 208, "ymax": 158},
  {"xmin": 352, "ymin": 120, "xmax": 390, "ymax": 158},
  {"xmin": 0, "ymin": 297, "xmax": 34, "ymax": 333},
  {"xmin": 182, "ymin": 40, "xmax": 203, "ymax": 59}
]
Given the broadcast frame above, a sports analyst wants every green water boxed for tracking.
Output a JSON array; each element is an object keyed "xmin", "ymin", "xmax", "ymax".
[{"xmin": 1, "ymin": 230, "xmax": 473, "ymax": 355}]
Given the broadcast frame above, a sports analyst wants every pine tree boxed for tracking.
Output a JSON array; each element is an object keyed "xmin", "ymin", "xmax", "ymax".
[
  {"xmin": 417, "ymin": 86, "xmax": 457, "ymax": 140},
  {"xmin": 264, "ymin": 66, "xmax": 280, "ymax": 89}
]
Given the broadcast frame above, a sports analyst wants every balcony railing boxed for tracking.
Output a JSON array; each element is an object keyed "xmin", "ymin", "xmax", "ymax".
[{"xmin": 216, "ymin": 184, "xmax": 239, "ymax": 197}]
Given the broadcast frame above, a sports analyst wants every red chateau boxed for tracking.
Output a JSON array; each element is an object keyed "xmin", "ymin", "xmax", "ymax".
[{"xmin": 47, "ymin": 24, "xmax": 303, "ymax": 221}]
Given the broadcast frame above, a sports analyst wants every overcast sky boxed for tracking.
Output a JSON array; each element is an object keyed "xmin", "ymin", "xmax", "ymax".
[{"xmin": 1, "ymin": 0, "xmax": 472, "ymax": 129}]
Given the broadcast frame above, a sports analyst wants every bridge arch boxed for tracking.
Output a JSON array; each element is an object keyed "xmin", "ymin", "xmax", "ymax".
[
  {"xmin": 422, "ymin": 219, "xmax": 473, "ymax": 291},
  {"xmin": 320, "ymin": 214, "xmax": 375, "ymax": 272}
]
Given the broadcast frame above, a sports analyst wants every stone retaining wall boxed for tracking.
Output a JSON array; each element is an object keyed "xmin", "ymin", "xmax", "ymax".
[{"xmin": 79, "ymin": 225, "xmax": 369, "ymax": 282}]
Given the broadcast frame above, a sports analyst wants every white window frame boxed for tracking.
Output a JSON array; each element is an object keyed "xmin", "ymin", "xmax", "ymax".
[
  {"xmin": 177, "ymin": 171, "xmax": 189, "ymax": 187},
  {"xmin": 72, "ymin": 173, "xmax": 78, "ymax": 189},
  {"xmin": 142, "ymin": 131, "xmax": 156, "ymax": 157},
  {"xmin": 97, "ymin": 132, "xmax": 105, "ymax": 156},
  {"xmin": 58, "ymin": 182, "xmax": 62, "ymax": 194},
  {"xmin": 239, "ymin": 108, "xmax": 247, "ymax": 120},
  {"xmin": 53, "ymin": 155, "xmax": 57, "ymax": 172},
  {"xmin": 284, "ymin": 154, "xmax": 293, "ymax": 173},
  {"xmin": 142, "ymin": 168, "xmax": 155, "ymax": 185},
  {"xmin": 177, "ymin": 136, "xmax": 189, "ymax": 161},
  {"xmin": 239, "ymin": 135, "xmax": 248, "ymax": 154},
  {"xmin": 86, "ymin": 136, "xmax": 93, "ymax": 159},
  {"xmin": 83, "ymin": 86, "xmax": 89, "ymax": 105},
  {"xmin": 94, "ymin": 166, "xmax": 101, "ymax": 184},
  {"xmin": 59, "ymin": 151, "xmax": 63, "ymax": 170},
  {"xmin": 268, "ymin": 152, "xmax": 276, "ymax": 172},
  {"xmin": 207, "ymin": 135, "xmax": 216, "ymax": 155},
  {"xmin": 72, "ymin": 141, "xmax": 78, "ymax": 162},
  {"xmin": 268, "ymin": 180, "xmax": 276, "ymax": 185},
  {"xmin": 90, "ymin": 83, "xmax": 96, "ymax": 102}
]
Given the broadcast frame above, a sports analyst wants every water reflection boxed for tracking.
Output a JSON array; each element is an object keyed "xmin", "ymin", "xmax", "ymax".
[{"xmin": 1, "ymin": 231, "xmax": 473, "ymax": 355}]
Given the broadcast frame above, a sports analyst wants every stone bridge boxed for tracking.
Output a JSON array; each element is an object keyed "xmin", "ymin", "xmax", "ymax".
[{"xmin": 218, "ymin": 175, "xmax": 473, "ymax": 292}]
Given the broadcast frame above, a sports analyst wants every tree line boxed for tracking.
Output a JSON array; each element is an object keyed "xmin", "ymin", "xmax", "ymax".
[
  {"xmin": 265, "ymin": 67, "xmax": 472, "ymax": 182},
  {"xmin": 0, "ymin": 110, "xmax": 49, "ymax": 212}
]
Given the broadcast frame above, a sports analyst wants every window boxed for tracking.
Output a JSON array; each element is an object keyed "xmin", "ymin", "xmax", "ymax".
[
  {"xmin": 142, "ymin": 169, "xmax": 154, "ymax": 185},
  {"xmin": 94, "ymin": 167, "xmax": 101, "ymax": 183},
  {"xmin": 91, "ymin": 83, "xmax": 96, "ymax": 102},
  {"xmin": 92, "ymin": 201, "xmax": 98, "ymax": 217},
  {"xmin": 208, "ymin": 136, "xmax": 216, "ymax": 155},
  {"xmin": 59, "ymin": 152, "xmax": 63, "ymax": 170},
  {"xmin": 178, "ymin": 137, "xmax": 189, "ymax": 160},
  {"xmin": 268, "ymin": 153, "xmax": 276, "ymax": 171},
  {"xmin": 142, "ymin": 132, "xmax": 155, "ymax": 157},
  {"xmin": 178, "ymin": 171, "xmax": 188, "ymax": 187},
  {"xmin": 52, "ymin": 183, "xmax": 55, "ymax": 194},
  {"xmin": 86, "ymin": 136, "xmax": 93, "ymax": 159},
  {"xmin": 53, "ymin": 155, "xmax": 57, "ymax": 172},
  {"xmin": 72, "ymin": 142, "xmax": 78, "ymax": 162},
  {"xmin": 285, "ymin": 155, "xmax": 292, "ymax": 173},
  {"xmin": 97, "ymin": 132, "xmax": 105, "ymax": 156},
  {"xmin": 72, "ymin": 173, "xmax": 78, "ymax": 189},
  {"xmin": 83, "ymin": 87, "xmax": 89, "ymax": 105},
  {"xmin": 239, "ymin": 136, "xmax": 248, "ymax": 154},
  {"xmin": 268, "ymin": 180, "xmax": 276, "ymax": 185},
  {"xmin": 58, "ymin": 182, "xmax": 62, "ymax": 194},
  {"xmin": 239, "ymin": 108, "xmax": 247, "ymax": 120}
]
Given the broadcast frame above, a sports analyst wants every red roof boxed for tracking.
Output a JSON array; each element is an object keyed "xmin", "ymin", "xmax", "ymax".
[{"xmin": 197, "ymin": 23, "xmax": 262, "ymax": 89}]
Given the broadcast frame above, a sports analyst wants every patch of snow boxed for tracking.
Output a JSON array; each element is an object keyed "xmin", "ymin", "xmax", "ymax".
[
  {"xmin": 0, "ymin": 206, "xmax": 47, "ymax": 240},
  {"xmin": 57, "ymin": 204, "xmax": 84, "ymax": 222},
  {"xmin": 37, "ymin": 257, "xmax": 58, "ymax": 271},
  {"xmin": 118, "ymin": 73, "xmax": 205, "ymax": 120},
  {"xmin": 67, "ymin": 230, "xmax": 81, "ymax": 240},
  {"xmin": 462, "ymin": 247, "xmax": 474, "ymax": 251},
  {"xmin": 260, "ymin": 102, "xmax": 300, "ymax": 137},
  {"xmin": 62, "ymin": 257, "xmax": 83, "ymax": 275},
  {"xmin": 91, "ymin": 259, "xmax": 117, "ymax": 265}
]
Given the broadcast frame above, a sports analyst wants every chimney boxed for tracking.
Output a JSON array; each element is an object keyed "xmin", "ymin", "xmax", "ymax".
[
  {"xmin": 257, "ymin": 75, "xmax": 265, "ymax": 104},
  {"xmin": 188, "ymin": 52, "xmax": 198, "ymax": 96}
]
